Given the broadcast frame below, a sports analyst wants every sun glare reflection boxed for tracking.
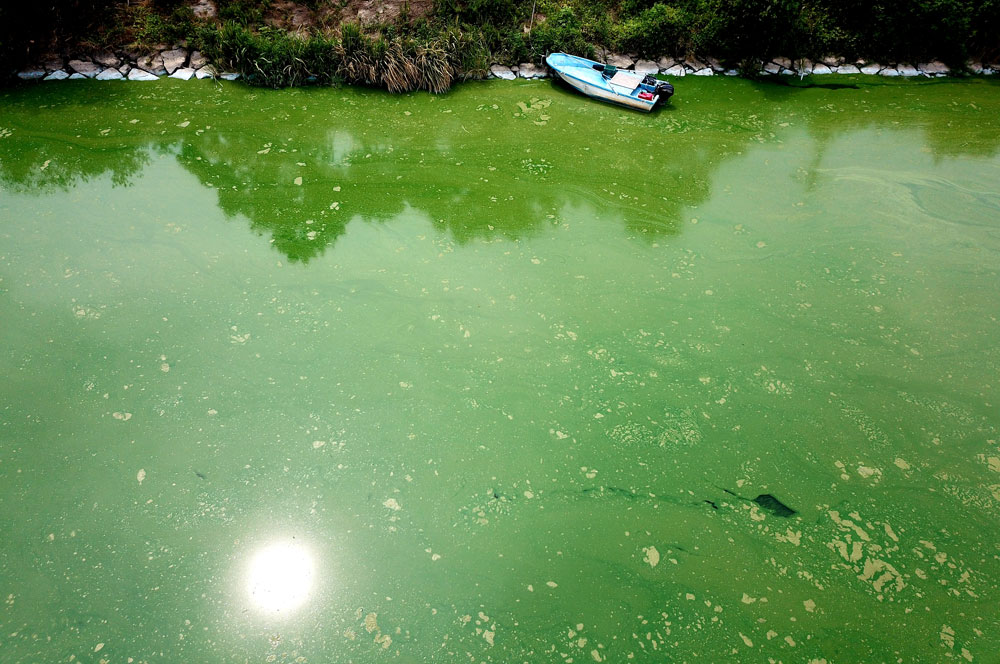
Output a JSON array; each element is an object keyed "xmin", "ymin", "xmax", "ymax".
[{"xmin": 245, "ymin": 540, "xmax": 315, "ymax": 615}]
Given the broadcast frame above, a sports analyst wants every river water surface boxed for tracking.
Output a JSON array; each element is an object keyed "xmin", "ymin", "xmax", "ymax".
[{"xmin": 2, "ymin": 76, "xmax": 999, "ymax": 662}]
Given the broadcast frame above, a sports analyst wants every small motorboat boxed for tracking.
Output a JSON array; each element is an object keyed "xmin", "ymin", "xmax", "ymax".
[{"xmin": 545, "ymin": 52, "xmax": 674, "ymax": 112}]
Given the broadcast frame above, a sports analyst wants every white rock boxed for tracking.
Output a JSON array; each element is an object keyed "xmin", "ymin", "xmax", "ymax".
[
  {"xmin": 68, "ymin": 73, "xmax": 86, "ymax": 79},
  {"xmin": 606, "ymin": 53, "xmax": 634, "ymax": 69},
  {"xmin": 119, "ymin": 64, "xmax": 131, "ymax": 75},
  {"xmin": 836, "ymin": 64, "xmax": 861, "ymax": 74},
  {"xmin": 773, "ymin": 56, "xmax": 792, "ymax": 68},
  {"xmin": 724, "ymin": 69, "xmax": 739, "ymax": 76},
  {"xmin": 780, "ymin": 68, "xmax": 795, "ymax": 75},
  {"xmin": 693, "ymin": 68, "xmax": 714, "ymax": 76},
  {"xmin": 821, "ymin": 55, "xmax": 842, "ymax": 66},
  {"xmin": 17, "ymin": 69, "xmax": 46, "ymax": 80},
  {"xmin": 897, "ymin": 63, "xmax": 920, "ymax": 76},
  {"xmin": 879, "ymin": 68, "xmax": 900, "ymax": 77},
  {"xmin": 160, "ymin": 48, "xmax": 187, "ymax": 74},
  {"xmin": 96, "ymin": 69, "xmax": 124, "ymax": 80},
  {"xmin": 664, "ymin": 64, "xmax": 685, "ymax": 77},
  {"xmin": 517, "ymin": 63, "xmax": 546, "ymax": 79},
  {"xmin": 812, "ymin": 63, "xmax": 833, "ymax": 75},
  {"xmin": 170, "ymin": 67, "xmax": 195, "ymax": 80},
  {"xmin": 860, "ymin": 64, "xmax": 881, "ymax": 75},
  {"xmin": 489, "ymin": 64, "xmax": 515, "ymax": 80},
  {"xmin": 634, "ymin": 59, "xmax": 658, "ymax": 75},
  {"xmin": 219, "ymin": 72, "xmax": 241, "ymax": 81},
  {"xmin": 918, "ymin": 61, "xmax": 949, "ymax": 74},
  {"xmin": 44, "ymin": 70, "xmax": 69, "ymax": 81},
  {"xmin": 704, "ymin": 56, "xmax": 724, "ymax": 72},
  {"xmin": 189, "ymin": 50, "xmax": 208, "ymax": 69},
  {"xmin": 656, "ymin": 56, "xmax": 675, "ymax": 71},
  {"xmin": 796, "ymin": 60, "xmax": 814, "ymax": 75},
  {"xmin": 128, "ymin": 68, "xmax": 159, "ymax": 81},
  {"xmin": 762, "ymin": 62, "xmax": 781, "ymax": 75},
  {"xmin": 195, "ymin": 66, "xmax": 216, "ymax": 79},
  {"xmin": 68, "ymin": 59, "xmax": 100, "ymax": 78}
]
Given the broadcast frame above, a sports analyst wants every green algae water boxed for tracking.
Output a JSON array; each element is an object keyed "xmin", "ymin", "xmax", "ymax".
[{"xmin": 2, "ymin": 76, "xmax": 1000, "ymax": 662}]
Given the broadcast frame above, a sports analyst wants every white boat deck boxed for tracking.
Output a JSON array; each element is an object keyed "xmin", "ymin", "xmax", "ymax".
[{"xmin": 608, "ymin": 71, "xmax": 643, "ymax": 94}]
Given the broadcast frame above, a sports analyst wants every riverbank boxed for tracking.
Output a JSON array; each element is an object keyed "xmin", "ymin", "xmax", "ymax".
[
  {"xmin": 3, "ymin": 0, "xmax": 999, "ymax": 91},
  {"xmin": 14, "ymin": 45, "xmax": 998, "ymax": 85}
]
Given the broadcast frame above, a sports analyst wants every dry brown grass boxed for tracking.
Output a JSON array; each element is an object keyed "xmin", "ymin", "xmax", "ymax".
[
  {"xmin": 415, "ymin": 42, "xmax": 453, "ymax": 93},
  {"xmin": 381, "ymin": 40, "xmax": 420, "ymax": 92}
]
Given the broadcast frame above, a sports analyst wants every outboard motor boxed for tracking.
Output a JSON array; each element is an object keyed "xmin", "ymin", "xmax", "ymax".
[
  {"xmin": 641, "ymin": 75, "xmax": 674, "ymax": 104},
  {"xmin": 655, "ymin": 81, "xmax": 674, "ymax": 103}
]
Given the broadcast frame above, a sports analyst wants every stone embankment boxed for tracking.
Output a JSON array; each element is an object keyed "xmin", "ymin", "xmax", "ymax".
[
  {"xmin": 15, "ymin": 47, "xmax": 240, "ymax": 82},
  {"xmin": 493, "ymin": 55, "xmax": 998, "ymax": 79},
  {"xmin": 16, "ymin": 46, "xmax": 999, "ymax": 84}
]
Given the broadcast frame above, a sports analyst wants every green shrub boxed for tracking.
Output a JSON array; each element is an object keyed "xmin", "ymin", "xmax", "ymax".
[
  {"xmin": 300, "ymin": 35, "xmax": 340, "ymax": 84},
  {"xmin": 615, "ymin": 3, "xmax": 686, "ymax": 58},
  {"xmin": 217, "ymin": 0, "xmax": 272, "ymax": 26},
  {"xmin": 132, "ymin": 8, "xmax": 169, "ymax": 49},
  {"xmin": 814, "ymin": 0, "xmax": 972, "ymax": 65},
  {"xmin": 620, "ymin": 0, "xmax": 657, "ymax": 18},
  {"xmin": 207, "ymin": 23, "xmax": 336, "ymax": 88},
  {"xmin": 438, "ymin": 26, "xmax": 490, "ymax": 79},
  {"xmin": 793, "ymin": 0, "xmax": 848, "ymax": 59},
  {"xmin": 584, "ymin": 13, "xmax": 616, "ymax": 48},
  {"xmin": 691, "ymin": 0, "xmax": 801, "ymax": 62},
  {"xmin": 969, "ymin": 0, "xmax": 1000, "ymax": 62},
  {"xmin": 528, "ymin": 7, "xmax": 595, "ymax": 61},
  {"xmin": 434, "ymin": 0, "xmax": 529, "ymax": 27}
]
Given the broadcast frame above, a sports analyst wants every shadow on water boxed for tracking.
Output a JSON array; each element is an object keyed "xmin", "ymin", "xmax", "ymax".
[
  {"xmin": 1, "ymin": 77, "xmax": 999, "ymax": 261},
  {"xmin": 758, "ymin": 77, "xmax": 860, "ymax": 90}
]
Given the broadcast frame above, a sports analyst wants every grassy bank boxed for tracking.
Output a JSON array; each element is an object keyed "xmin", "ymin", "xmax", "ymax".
[
  {"xmin": 195, "ymin": 22, "xmax": 489, "ymax": 90},
  {"xmin": 2, "ymin": 0, "xmax": 999, "ymax": 89}
]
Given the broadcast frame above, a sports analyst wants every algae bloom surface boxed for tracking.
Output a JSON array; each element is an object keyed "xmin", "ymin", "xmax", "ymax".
[{"xmin": 1, "ymin": 76, "xmax": 999, "ymax": 661}]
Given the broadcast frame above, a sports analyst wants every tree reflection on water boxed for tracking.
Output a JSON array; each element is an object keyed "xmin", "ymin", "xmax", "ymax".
[{"xmin": 1, "ymin": 76, "xmax": 998, "ymax": 262}]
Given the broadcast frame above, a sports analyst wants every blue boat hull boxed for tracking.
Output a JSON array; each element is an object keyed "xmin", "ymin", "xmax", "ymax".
[{"xmin": 544, "ymin": 53, "xmax": 673, "ymax": 111}]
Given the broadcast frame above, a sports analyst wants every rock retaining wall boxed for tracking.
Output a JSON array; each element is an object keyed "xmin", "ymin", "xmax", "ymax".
[
  {"xmin": 15, "ymin": 47, "xmax": 999, "ymax": 84},
  {"xmin": 492, "ymin": 55, "xmax": 999, "ymax": 79},
  {"xmin": 15, "ymin": 47, "xmax": 239, "ymax": 82}
]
